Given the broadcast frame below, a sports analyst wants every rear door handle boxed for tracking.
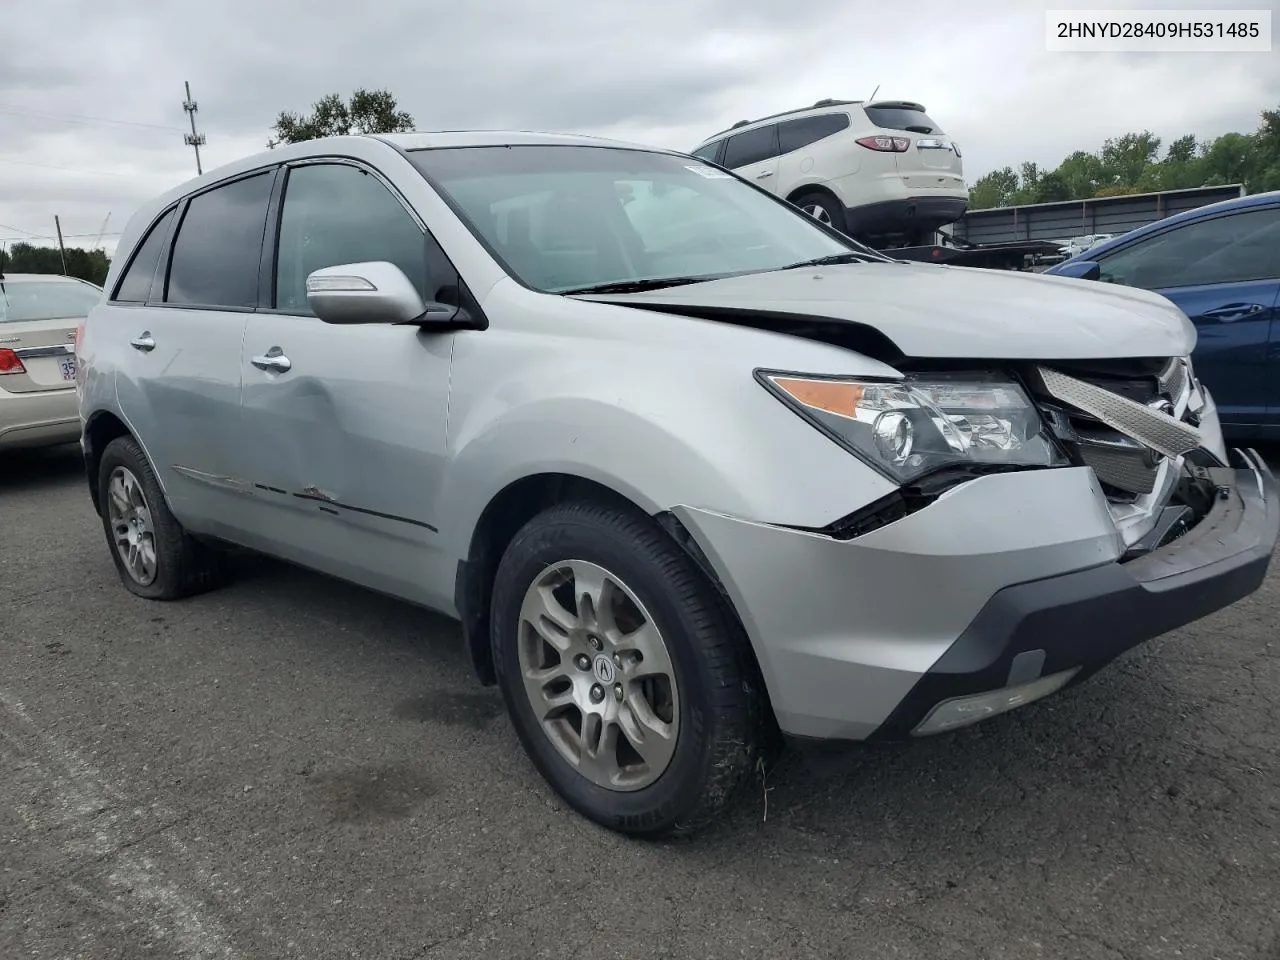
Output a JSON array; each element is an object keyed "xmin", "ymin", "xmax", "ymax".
[
  {"xmin": 130, "ymin": 333, "xmax": 155, "ymax": 352},
  {"xmin": 756, "ymin": 170, "xmax": 774, "ymax": 179},
  {"xmin": 251, "ymin": 347, "xmax": 292, "ymax": 373},
  {"xmin": 1200, "ymin": 302, "xmax": 1264, "ymax": 323}
]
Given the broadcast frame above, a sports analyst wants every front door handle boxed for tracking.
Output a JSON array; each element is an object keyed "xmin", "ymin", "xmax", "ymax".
[
  {"xmin": 756, "ymin": 170, "xmax": 774, "ymax": 179},
  {"xmin": 251, "ymin": 347, "xmax": 292, "ymax": 373},
  {"xmin": 130, "ymin": 333, "xmax": 156, "ymax": 352},
  {"xmin": 1200, "ymin": 302, "xmax": 1264, "ymax": 323}
]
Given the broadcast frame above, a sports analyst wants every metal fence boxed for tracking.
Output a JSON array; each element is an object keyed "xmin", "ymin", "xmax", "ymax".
[{"xmin": 949, "ymin": 184, "xmax": 1247, "ymax": 246}]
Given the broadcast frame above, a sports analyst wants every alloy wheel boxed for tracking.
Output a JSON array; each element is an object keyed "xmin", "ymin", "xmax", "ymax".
[
  {"xmin": 107, "ymin": 466, "xmax": 158, "ymax": 586},
  {"xmin": 517, "ymin": 559, "xmax": 680, "ymax": 791},
  {"xmin": 803, "ymin": 203, "xmax": 833, "ymax": 226}
]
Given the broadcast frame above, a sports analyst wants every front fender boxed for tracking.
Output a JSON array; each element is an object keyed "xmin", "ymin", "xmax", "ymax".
[{"xmin": 435, "ymin": 342, "xmax": 897, "ymax": 561}]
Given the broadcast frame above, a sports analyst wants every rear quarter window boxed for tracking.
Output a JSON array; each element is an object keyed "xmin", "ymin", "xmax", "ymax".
[{"xmin": 112, "ymin": 207, "xmax": 177, "ymax": 303}]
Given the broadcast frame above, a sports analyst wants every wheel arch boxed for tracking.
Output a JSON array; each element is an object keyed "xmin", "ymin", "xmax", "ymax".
[
  {"xmin": 785, "ymin": 182, "xmax": 844, "ymax": 211},
  {"xmin": 82, "ymin": 409, "xmax": 133, "ymax": 516},
  {"xmin": 452, "ymin": 471, "xmax": 759, "ymax": 697}
]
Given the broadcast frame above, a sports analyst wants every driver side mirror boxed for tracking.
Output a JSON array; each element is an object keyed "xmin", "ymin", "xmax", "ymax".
[
  {"xmin": 306, "ymin": 261, "xmax": 457, "ymax": 325},
  {"xmin": 1054, "ymin": 259, "xmax": 1101, "ymax": 281}
]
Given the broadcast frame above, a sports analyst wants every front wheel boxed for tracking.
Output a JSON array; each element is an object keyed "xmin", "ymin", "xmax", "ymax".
[{"xmin": 490, "ymin": 501, "xmax": 762, "ymax": 836}]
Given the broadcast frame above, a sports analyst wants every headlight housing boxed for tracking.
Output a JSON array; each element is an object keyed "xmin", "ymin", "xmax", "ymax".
[{"xmin": 759, "ymin": 369, "xmax": 1067, "ymax": 483}]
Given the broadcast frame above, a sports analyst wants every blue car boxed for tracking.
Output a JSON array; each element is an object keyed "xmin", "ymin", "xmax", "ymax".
[{"xmin": 1046, "ymin": 190, "xmax": 1280, "ymax": 440}]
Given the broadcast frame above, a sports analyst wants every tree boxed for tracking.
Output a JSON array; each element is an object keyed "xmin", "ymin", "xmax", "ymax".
[
  {"xmin": 1246, "ymin": 107, "xmax": 1280, "ymax": 192},
  {"xmin": 269, "ymin": 88, "xmax": 414, "ymax": 146},
  {"xmin": 0, "ymin": 242, "xmax": 110, "ymax": 286},
  {"xmin": 1099, "ymin": 131, "xmax": 1162, "ymax": 188},
  {"xmin": 968, "ymin": 166, "xmax": 1019, "ymax": 209},
  {"xmin": 966, "ymin": 104, "xmax": 1279, "ymax": 209},
  {"xmin": 1031, "ymin": 172, "xmax": 1070, "ymax": 203},
  {"xmin": 1165, "ymin": 134, "xmax": 1198, "ymax": 165}
]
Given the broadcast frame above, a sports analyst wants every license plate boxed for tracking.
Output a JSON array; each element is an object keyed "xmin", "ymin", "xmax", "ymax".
[{"xmin": 59, "ymin": 358, "xmax": 77, "ymax": 381}]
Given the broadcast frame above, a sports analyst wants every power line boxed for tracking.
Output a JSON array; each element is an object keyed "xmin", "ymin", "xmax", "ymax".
[
  {"xmin": 0, "ymin": 231, "xmax": 124, "ymax": 243},
  {"xmin": 0, "ymin": 221, "xmax": 41, "ymax": 238},
  {"xmin": 0, "ymin": 155, "xmax": 138, "ymax": 178},
  {"xmin": 0, "ymin": 102, "xmax": 183, "ymax": 134}
]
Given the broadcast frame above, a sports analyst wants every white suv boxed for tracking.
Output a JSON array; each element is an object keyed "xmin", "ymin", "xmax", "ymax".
[{"xmin": 691, "ymin": 99, "xmax": 967, "ymax": 246}]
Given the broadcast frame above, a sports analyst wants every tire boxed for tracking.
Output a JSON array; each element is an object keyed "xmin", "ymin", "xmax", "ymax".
[
  {"xmin": 490, "ymin": 500, "xmax": 762, "ymax": 837},
  {"xmin": 793, "ymin": 191, "xmax": 848, "ymax": 234},
  {"xmin": 97, "ymin": 435, "xmax": 231, "ymax": 600}
]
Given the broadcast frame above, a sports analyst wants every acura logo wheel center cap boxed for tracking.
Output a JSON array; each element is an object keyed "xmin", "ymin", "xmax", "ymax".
[{"xmin": 593, "ymin": 654, "xmax": 616, "ymax": 685}]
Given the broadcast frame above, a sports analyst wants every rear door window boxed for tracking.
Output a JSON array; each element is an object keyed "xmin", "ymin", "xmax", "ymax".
[
  {"xmin": 722, "ymin": 125, "xmax": 780, "ymax": 169},
  {"xmin": 112, "ymin": 207, "xmax": 177, "ymax": 303},
  {"xmin": 165, "ymin": 171, "xmax": 274, "ymax": 308},
  {"xmin": 778, "ymin": 114, "xmax": 851, "ymax": 154}
]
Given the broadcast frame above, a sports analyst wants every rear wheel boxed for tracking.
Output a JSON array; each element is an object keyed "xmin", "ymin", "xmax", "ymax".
[
  {"xmin": 97, "ymin": 436, "xmax": 230, "ymax": 600},
  {"xmin": 794, "ymin": 191, "xmax": 848, "ymax": 235},
  {"xmin": 490, "ymin": 501, "xmax": 761, "ymax": 836}
]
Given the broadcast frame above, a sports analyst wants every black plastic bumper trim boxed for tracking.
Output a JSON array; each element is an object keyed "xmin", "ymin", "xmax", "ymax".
[{"xmin": 869, "ymin": 450, "xmax": 1279, "ymax": 741}]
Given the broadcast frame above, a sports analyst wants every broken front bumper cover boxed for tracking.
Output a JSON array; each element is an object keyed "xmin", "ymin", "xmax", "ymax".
[{"xmin": 872, "ymin": 449, "xmax": 1279, "ymax": 739}]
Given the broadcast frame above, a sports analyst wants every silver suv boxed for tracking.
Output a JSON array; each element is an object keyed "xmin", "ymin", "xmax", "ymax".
[{"xmin": 78, "ymin": 132, "xmax": 1278, "ymax": 836}]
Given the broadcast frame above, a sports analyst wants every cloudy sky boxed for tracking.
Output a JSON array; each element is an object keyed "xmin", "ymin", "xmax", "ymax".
[{"xmin": 2, "ymin": 0, "xmax": 1276, "ymax": 259}]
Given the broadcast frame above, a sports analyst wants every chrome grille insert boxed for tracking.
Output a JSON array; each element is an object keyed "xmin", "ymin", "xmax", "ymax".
[
  {"xmin": 1037, "ymin": 365, "xmax": 1202, "ymax": 460},
  {"xmin": 1157, "ymin": 357, "xmax": 1189, "ymax": 409},
  {"xmin": 1072, "ymin": 427, "xmax": 1159, "ymax": 495}
]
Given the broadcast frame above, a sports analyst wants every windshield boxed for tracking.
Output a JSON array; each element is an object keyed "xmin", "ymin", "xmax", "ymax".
[
  {"xmin": 409, "ymin": 145, "xmax": 874, "ymax": 293},
  {"xmin": 0, "ymin": 279, "xmax": 102, "ymax": 323}
]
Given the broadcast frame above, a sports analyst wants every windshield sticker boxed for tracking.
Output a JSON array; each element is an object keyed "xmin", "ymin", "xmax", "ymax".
[{"xmin": 685, "ymin": 164, "xmax": 732, "ymax": 179}]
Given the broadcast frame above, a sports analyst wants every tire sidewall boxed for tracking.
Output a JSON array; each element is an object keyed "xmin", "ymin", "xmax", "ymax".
[
  {"xmin": 491, "ymin": 513, "xmax": 724, "ymax": 833},
  {"xmin": 798, "ymin": 192, "xmax": 846, "ymax": 232}
]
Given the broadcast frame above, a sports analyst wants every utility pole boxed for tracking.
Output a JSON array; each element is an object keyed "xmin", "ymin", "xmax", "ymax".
[
  {"xmin": 182, "ymin": 81, "xmax": 206, "ymax": 175},
  {"xmin": 54, "ymin": 216, "xmax": 68, "ymax": 275}
]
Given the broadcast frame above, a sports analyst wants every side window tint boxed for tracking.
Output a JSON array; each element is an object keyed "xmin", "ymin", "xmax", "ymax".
[
  {"xmin": 778, "ymin": 114, "xmax": 851, "ymax": 154},
  {"xmin": 722, "ymin": 125, "xmax": 779, "ymax": 169},
  {"xmin": 274, "ymin": 163, "xmax": 428, "ymax": 314},
  {"xmin": 166, "ymin": 172, "xmax": 274, "ymax": 308},
  {"xmin": 691, "ymin": 142, "xmax": 721, "ymax": 162},
  {"xmin": 1098, "ymin": 207, "xmax": 1280, "ymax": 289},
  {"xmin": 112, "ymin": 207, "xmax": 176, "ymax": 303}
]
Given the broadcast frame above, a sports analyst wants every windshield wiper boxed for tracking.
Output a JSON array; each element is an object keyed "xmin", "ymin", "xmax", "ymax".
[
  {"xmin": 778, "ymin": 252, "xmax": 882, "ymax": 270},
  {"xmin": 559, "ymin": 276, "xmax": 720, "ymax": 296}
]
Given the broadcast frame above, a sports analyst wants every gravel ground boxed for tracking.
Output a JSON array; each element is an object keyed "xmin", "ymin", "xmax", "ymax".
[{"xmin": 3, "ymin": 443, "xmax": 1279, "ymax": 960}]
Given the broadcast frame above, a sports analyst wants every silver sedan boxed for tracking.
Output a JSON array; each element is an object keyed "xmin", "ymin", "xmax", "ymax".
[{"xmin": 1, "ymin": 273, "xmax": 100, "ymax": 451}]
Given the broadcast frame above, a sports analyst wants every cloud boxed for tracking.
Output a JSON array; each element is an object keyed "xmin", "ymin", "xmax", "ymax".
[{"xmin": 2, "ymin": 0, "xmax": 1276, "ymax": 258}]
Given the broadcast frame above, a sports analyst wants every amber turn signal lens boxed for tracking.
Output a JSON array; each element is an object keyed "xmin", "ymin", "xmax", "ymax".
[{"xmin": 769, "ymin": 377, "xmax": 865, "ymax": 418}]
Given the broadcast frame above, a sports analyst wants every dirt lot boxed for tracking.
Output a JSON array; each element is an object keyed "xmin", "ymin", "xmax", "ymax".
[{"xmin": 3, "ymin": 443, "xmax": 1279, "ymax": 960}]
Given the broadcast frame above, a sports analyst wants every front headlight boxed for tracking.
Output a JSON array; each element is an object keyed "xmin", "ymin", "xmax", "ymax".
[{"xmin": 759, "ymin": 369, "xmax": 1066, "ymax": 483}]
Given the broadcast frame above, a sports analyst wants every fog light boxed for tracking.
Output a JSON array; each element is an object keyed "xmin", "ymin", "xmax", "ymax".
[{"xmin": 911, "ymin": 667, "xmax": 1080, "ymax": 736}]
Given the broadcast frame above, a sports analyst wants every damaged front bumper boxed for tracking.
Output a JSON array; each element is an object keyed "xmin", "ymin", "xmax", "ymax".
[{"xmin": 672, "ymin": 449, "xmax": 1278, "ymax": 742}]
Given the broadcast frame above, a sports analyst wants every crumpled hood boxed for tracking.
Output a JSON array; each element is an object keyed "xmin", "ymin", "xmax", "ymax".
[{"xmin": 583, "ymin": 262, "xmax": 1196, "ymax": 360}]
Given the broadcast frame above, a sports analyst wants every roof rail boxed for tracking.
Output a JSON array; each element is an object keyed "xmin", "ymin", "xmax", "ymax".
[{"xmin": 700, "ymin": 98, "xmax": 864, "ymax": 142}]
